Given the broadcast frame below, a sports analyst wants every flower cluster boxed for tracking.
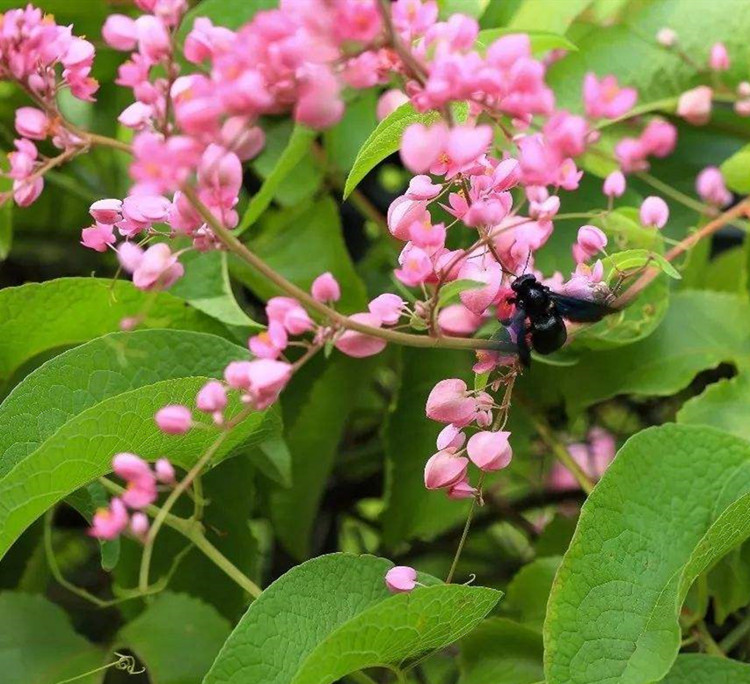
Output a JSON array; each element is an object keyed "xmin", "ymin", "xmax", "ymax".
[{"xmin": 90, "ymin": 453, "xmax": 175, "ymax": 540}]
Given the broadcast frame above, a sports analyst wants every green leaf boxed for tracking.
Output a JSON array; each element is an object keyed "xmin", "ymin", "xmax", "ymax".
[
  {"xmin": 344, "ymin": 102, "xmax": 468, "ymax": 198},
  {"xmin": 475, "ymin": 29, "xmax": 578, "ymax": 55},
  {"xmin": 169, "ymin": 251, "xmax": 260, "ymax": 333},
  {"xmin": 544, "ymin": 424, "xmax": 750, "ymax": 684},
  {"xmin": 678, "ymin": 373, "xmax": 750, "ymax": 442},
  {"xmin": 507, "ymin": 0, "xmax": 594, "ymax": 33},
  {"xmin": 205, "ymin": 553, "xmax": 501, "ymax": 684},
  {"xmin": 0, "ymin": 278, "xmax": 226, "ymax": 385},
  {"xmin": 707, "ymin": 542, "xmax": 750, "ymax": 625},
  {"xmin": 270, "ymin": 355, "xmax": 375, "ymax": 558},
  {"xmin": 503, "ymin": 556, "xmax": 561, "ymax": 632},
  {"xmin": 547, "ymin": 0, "xmax": 750, "ymax": 113},
  {"xmin": 721, "ymin": 144, "xmax": 750, "ymax": 194},
  {"xmin": 179, "ymin": 0, "xmax": 277, "ymax": 33},
  {"xmin": 230, "ymin": 196, "xmax": 367, "ymax": 313},
  {"xmin": 438, "ymin": 0, "xmax": 490, "ymax": 20},
  {"xmin": 382, "ymin": 348, "xmax": 472, "ymax": 548},
  {"xmin": 660, "ymin": 654, "xmax": 750, "ymax": 683},
  {"xmin": 248, "ymin": 435, "xmax": 292, "ymax": 487},
  {"xmin": 526, "ymin": 290, "xmax": 750, "ymax": 415},
  {"xmin": 238, "ymin": 124, "xmax": 318, "ymax": 234},
  {"xmin": 0, "ymin": 330, "xmax": 280, "ymax": 561},
  {"xmin": 323, "ymin": 90, "xmax": 378, "ymax": 172},
  {"xmin": 437, "ymin": 279, "xmax": 487, "ymax": 307},
  {"xmin": 117, "ymin": 593, "xmax": 231, "ymax": 684},
  {"xmin": 0, "ymin": 592, "xmax": 104, "ymax": 684},
  {"xmin": 458, "ymin": 618, "xmax": 544, "ymax": 684}
]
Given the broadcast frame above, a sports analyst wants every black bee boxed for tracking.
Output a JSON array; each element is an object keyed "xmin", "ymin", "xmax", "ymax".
[{"xmin": 504, "ymin": 274, "xmax": 616, "ymax": 366}]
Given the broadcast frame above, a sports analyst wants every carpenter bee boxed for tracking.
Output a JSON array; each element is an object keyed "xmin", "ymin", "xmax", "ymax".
[{"xmin": 503, "ymin": 274, "xmax": 617, "ymax": 366}]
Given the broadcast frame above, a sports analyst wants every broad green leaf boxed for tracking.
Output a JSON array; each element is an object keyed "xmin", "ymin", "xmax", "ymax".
[
  {"xmin": 526, "ymin": 290, "xmax": 750, "ymax": 415},
  {"xmin": 270, "ymin": 355, "xmax": 375, "ymax": 558},
  {"xmin": 230, "ymin": 196, "xmax": 367, "ymax": 313},
  {"xmin": 247, "ymin": 435, "xmax": 292, "ymax": 487},
  {"xmin": 678, "ymin": 373, "xmax": 750, "ymax": 442},
  {"xmin": 323, "ymin": 90, "xmax": 378, "ymax": 172},
  {"xmin": 0, "ymin": 278, "xmax": 225, "ymax": 384},
  {"xmin": 476, "ymin": 29, "xmax": 578, "ymax": 55},
  {"xmin": 0, "ymin": 592, "xmax": 104, "ymax": 684},
  {"xmin": 545, "ymin": 424, "xmax": 750, "ymax": 684},
  {"xmin": 703, "ymin": 247, "xmax": 749, "ymax": 295},
  {"xmin": 169, "ymin": 251, "xmax": 260, "ymax": 333},
  {"xmin": 114, "ymin": 457, "xmax": 260, "ymax": 621},
  {"xmin": 707, "ymin": 542, "xmax": 750, "ymax": 625},
  {"xmin": 547, "ymin": 0, "xmax": 750, "ymax": 113},
  {"xmin": 238, "ymin": 124, "xmax": 318, "ymax": 234},
  {"xmin": 117, "ymin": 593, "xmax": 230, "ymax": 684},
  {"xmin": 660, "ymin": 654, "xmax": 750, "ymax": 683},
  {"xmin": 205, "ymin": 553, "xmax": 501, "ymax": 684},
  {"xmin": 720, "ymin": 143, "xmax": 750, "ymax": 194},
  {"xmin": 459, "ymin": 618, "xmax": 544, "ymax": 684},
  {"xmin": 503, "ymin": 556, "xmax": 562, "ymax": 632},
  {"xmin": 507, "ymin": 0, "xmax": 594, "ymax": 33},
  {"xmin": 438, "ymin": 0, "xmax": 490, "ymax": 19},
  {"xmin": 382, "ymin": 348, "xmax": 472, "ymax": 548},
  {"xmin": 0, "ymin": 329, "xmax": 258, "ymax": 478},
  {"xmin": 0, "ymin": 331, "xmax": 280, "ymax": 560},
  {"xmin": 179, "ymin": 0, "xmax": 277, "ymax": 34},
  {"xmin": 344, "ymin": 102, "xmax": 468, "ymax": 198}
]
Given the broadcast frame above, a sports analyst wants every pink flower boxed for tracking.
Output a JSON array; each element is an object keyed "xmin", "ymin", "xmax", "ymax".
[
  {"xmin": 184, "ymin": 17, "xmax": 234, "ymax": 63},
  {"xmin": 426, "ymin": 379, "xmax": 477, "ymax": 425},
  {"xmin": 400, "ymin": 122, "xmax": 448, "ymax": 174},
  {"xmin": 118, "ymin": 102, "xmax": 153, "ymax": 130},
  {"xmin": 221, "ymin": 117, "xmax": 265, "ymax": 161},
  {"xmin": 81, "ymin": 223, "xmax": 115, "ymax": 252},
  {"xmin": 656, "ymin": 28, "xmax": 677, "ymax": 47},
  {"xmin": 548, "ymin": 427, "xmax": 616, "ymax": 491},
  {"xmin": 244, "ymin": 359, "xmax": 293, "ymax": 410},
  {"xmin": 436, "ymin": 423, "xmax": 465, "ymax": 451},
  {"xmin": 224, "ymin": 361, "xmax": 254, "ymax": 391},
  {"xmin": 135, "ymin": 15, "xmax": 171, "ymax": 62},
  {"xmin": 112, "ymin": 453, "xmax": 157, "ymax": 509},
  {"xmin": 640, "ymin": 196, "xmax": 669, "ymax": 229},
  {"xmin": 294, "ymin": 64, "xmax": 344, "ymax": 129},
  {"xmin": 409, "ymin": 217, "xmax": 446, "ymax": 249},
  {"xmin": 395, "ymin": 243, "xmax": 433, "ymax": 286},
  {"xmin": 385, "ymin": 566, "xmax": 417, "ymax": 593},
  {"xmin": 368, "ymin": 294, "xmax": 405, "ymax": 325},
  {"xmin": 132, "ymin": 244, "xmax": 184, "ymax": 290},
  {"xmin": 448, "ymin": 477, "xmax": 478, "ymax": 499},
  {"xmin": 424, "ymin": 450, "xmax": 469, "ymax": 489},
  {"xmin": 466, "ymin": 430, "xmax": 512, "ymax": 471},
  {"xmin": 444, "ymin": 125, "xmax": 493, "ymax": 167},
  {"xmin": 583, "ymin": 73, "xmax": 637, "ymax": 119},
  {"xmin": 13, "ymin": 177, "xmax": 44, "ymax": 207},
  {"xmin": 249, "ymin": 321, "xmax": 288, "ymax": 360},
  {"xmin": 575, "ymin": 225, "xmax": 607, "ymax": 261},
  {"xmin": 376, "ymin": 89, "xmax": 409, "ymax": 120},
  {"xmin": 123, "ymin": 195, "xmax": 172, "ymax": 227},
  {"xmin": 677, "ymin": 86, "xmax": 713, "ymax": 125},
  {"xmin": 15, "ymin": 107, "xmax": 49, "ymax": 140},
  {"xmin": 266, "ymin": 297, "xmax": 314, "ymax": 335},
  {"xmin": 311, "ymin": 272, "xmax": 341, "ymax": 303},
  {"xmin": 102, "ymin": 14, "xmax": 138, "ymax": 51},
  {"xmin": 155, "ymin": 405, "xmax": 192, "ymax": 434},
  {"xmin": 696, "ymin": 166, "xmax": 732, "ymax": 207},
  {"xmin": 335, "ymin": 313, "xmax": 387, "ymax": 358},
  {"xmin": 155, "ymin": 458, "xmax": 176, "ymax": 484},
  {"xmin": 387, "ymin": 196, "xmax": 429, "ymax": 241},
  {"xmin": 614, "ymin": 137, "xmax": 649, "ymax": 173},
  {"xmin": 438, "ymin": 304, "xmax": 483, "ymax": 336},
  {"xmin": 603, "ymin": 170, "xmax": 626, "ymax": 198},
  {"xmin": 117, "ymin": 242, "xmax": 145, "ymax": 272},
  {"xmin": 90, "ymin": 498, "xmax": 129, "ymax": 540},
  {"xmin": 640, "ymin": 119, "xmax": 677, "ymax": 158},
  {"xmin": 90, "ymin": 198, "xmax": 123, "ymax": 225},
  {"xmin": 406, "ymin": 175, "xmax": 442, "ymax": 201},
  {"xmin": 196, "ymin": 380, "xmax": 227, "ymax": 422},
  {"xmin": 458, "ymin": 260, "xmax": 502, "ymax": 316},
  {"xmin": 129, "ymin": 512, "xmax": 149, "ymax": 538},
  {"xmin": 709, "ymin": 42, "xmax": 730, "ymax": 71}
]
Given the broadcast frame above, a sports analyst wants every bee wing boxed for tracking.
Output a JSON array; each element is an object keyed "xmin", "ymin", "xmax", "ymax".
[{"xmin": 550, "ymin": 293, "xmax": 617, "ymax": 323}]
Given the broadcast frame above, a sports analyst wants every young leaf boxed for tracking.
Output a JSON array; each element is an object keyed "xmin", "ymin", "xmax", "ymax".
[
  {"xmin": 660, "ymin": 654, "xmax": 750, "ymax": 683},
  {"xmin": 507, "ymin": 0, "xmax": 594, "ymax": 33},
  {"xmin": 237, "ymin": 124, "xmax": 318, "ymax": 234},
  {"xmin": 503, "ymin": 556, "xmax": 562, "ymax": 632},
  {"xmin": 117, "ymin": 593, "xmax": 231, "ymax": 684},
  {"xmin": 545, "ymin": 424, "xmax": 750, "ymax": 684},
  {"xmin": 204, "ymin": 553, "xmax": 501, "ymax": 684},
  {"xmin": 344, "ymin": 102, "xmax": 468, "ymax": 198},
  {"xmin": 0, "ymin": 592, "xmax": 104, "ymax": 684},
  {"xmin": 0, "ymin": 278, "xmax": 226, "ymax": 385},
  {"xmin": 458, "ymin": 618, "xmax": 544, "ymax": 684},
  {"xmin": 678, "ymin": 373, "xmax": 750, "ymax": 442}
]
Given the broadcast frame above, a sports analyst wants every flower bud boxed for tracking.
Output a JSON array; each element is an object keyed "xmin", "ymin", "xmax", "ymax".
[
  {"xmin": 466, "ymin": 430, "xmax": 513, "ymax": 471},
  {"xmin": 424, "ymin": 451, "xmax": 469, "ymax": 489},
  {"xmin": 426, "ymin": 379, "xmax": 477, "ymax": 425},
  {"xmin": 129, "ymin": 512, "xmax": 149, "ymax": 538},
  {"xmin": 102, "ymin": 14, "xmax": 138, "ymax": 51},
  {"xmin": 385, "ymin": 566, "xmax": 417, "ymax": 593},
  {"xmin": 709, "ymin": 42, "xmax": 730, "ymax": 71},
  {"xmin": 576, "ymin": 225, "xmax": 608, "ymax": 261},
  {"xmin": 154, "ymin": 458, "xmax": 176, "ymax": 484},
  {"xmin": 656, "ymin": 27, "xmax": 677, "ymax": 47},
  {"xmin": 603, "ymin": 170, "xmax": 626, "ymax": 198},
  {"xmin": 15, "ymin": 107, "xmax": 49, "ymax": 140},
  {"xmin": 335, "ymin": 313, "xmax": 387, "ymax": 358},
  {"xmin": 677, "ymin": 86, "xmax": 713, "ymax": 125},
  {"xmin": 640, "ymin": 196, "xmax": 669, "ymax": 229},
  {"xmin": 155, "ymin": 405, "xmax": 192, "ymax": 434},
  {"xmin": 311, "ymin": 272, "xmax": 341, "ymax": 303}
]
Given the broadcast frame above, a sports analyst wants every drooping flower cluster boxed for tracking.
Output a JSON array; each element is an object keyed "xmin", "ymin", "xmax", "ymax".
[{"xmin": 90, "ymin": 453, "xmax": 175, "ymax": 540}]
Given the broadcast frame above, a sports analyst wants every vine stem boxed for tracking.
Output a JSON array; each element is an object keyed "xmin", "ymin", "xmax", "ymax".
[
  {"xmin": 614, "ymin": 197, "xmax": 750, "ymax": 308},
  {"xmin": 100, "ymin": 477, "xmax": 262, "ymax": 598},
  {"xmin": 720, "ymin": 610, "xmax": 750, "ymax": 652},
  {"xmin": 180, "ymin": 185, "xmax": 504, "ymax": 352},
  {"xmin": 445, "ymin": 472, "xmax": 486, "ymax": 585}
]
